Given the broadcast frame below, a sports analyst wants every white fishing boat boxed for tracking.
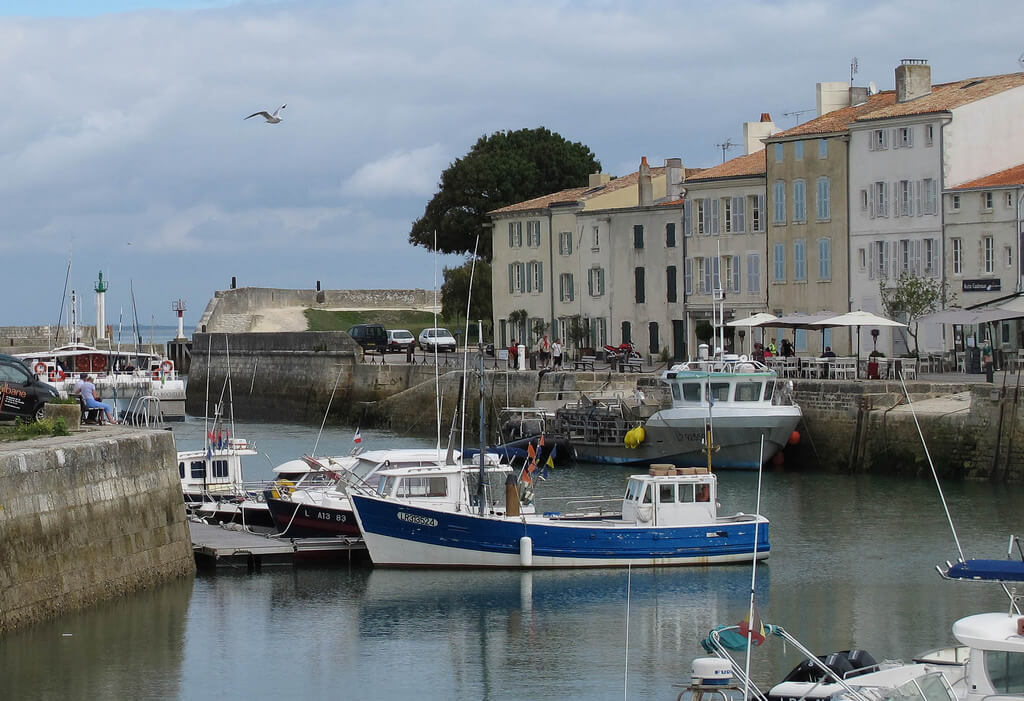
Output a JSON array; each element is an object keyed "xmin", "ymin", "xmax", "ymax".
[
  {"xmin": 349, "ymin": 464, "xmax": 769, "ymax": 568},
  {"xmin": 550, "ymin": 357, "xmax": 802, "ymax": 469}
]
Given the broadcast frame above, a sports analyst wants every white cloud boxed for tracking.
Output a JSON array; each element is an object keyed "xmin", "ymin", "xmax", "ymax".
[{"xmin": 340, "ymin": 144, "xmax": 447, "ymax": 198}]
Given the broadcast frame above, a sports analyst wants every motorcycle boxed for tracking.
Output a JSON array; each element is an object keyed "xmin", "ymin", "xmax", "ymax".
[{"xmin": 602, "ymin": 342, "xmax": 642, "ymax": 362}]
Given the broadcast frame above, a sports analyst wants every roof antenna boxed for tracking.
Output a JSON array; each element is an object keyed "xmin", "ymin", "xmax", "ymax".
[
  {"xmin": 714, "ymin": 138, "xmax": 736, "ymax": 163},
  {"xmin": 782, "ymin": 109, "xmax": 813, "ymax": 125},
  {"xmin": 850, "ymin": 56, "xmax": 859, "ymax": 84}
]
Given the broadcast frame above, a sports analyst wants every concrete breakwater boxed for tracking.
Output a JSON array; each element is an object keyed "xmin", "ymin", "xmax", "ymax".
[{"xmin": 0, "ymin": 428, "xmax": 195, "ymax": 634}]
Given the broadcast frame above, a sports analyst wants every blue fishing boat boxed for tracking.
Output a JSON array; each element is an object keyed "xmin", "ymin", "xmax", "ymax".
[{"xmin": 348, "ymin": 466, "xmax": 768, "ymax": 568}]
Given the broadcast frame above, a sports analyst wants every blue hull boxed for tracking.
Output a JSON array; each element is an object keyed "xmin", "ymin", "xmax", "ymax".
[{"xmin": 350, "ymin": 494, "xmax": 769, "ymax": 568}]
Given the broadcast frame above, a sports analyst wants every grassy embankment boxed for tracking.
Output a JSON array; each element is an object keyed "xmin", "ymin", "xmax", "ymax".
[{"xmin": 304, "ymin": 309, "xmax": 465, "ymax": 340}]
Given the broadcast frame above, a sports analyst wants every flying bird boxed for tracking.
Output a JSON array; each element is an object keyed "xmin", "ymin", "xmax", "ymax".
[{"xmin": 244, "ymin": 104, "xmax": 286, "ymax": 123}]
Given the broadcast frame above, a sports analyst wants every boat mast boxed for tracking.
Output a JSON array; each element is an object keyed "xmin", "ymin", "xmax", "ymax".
[{"xmin": 477, "ymin": 351, "xmax": 486, "ymax": 517}]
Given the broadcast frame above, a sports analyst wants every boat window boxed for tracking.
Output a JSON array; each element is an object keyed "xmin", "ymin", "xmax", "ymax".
[
  {"xmin": 178, "ymin": 461, "xmax": 185, "ymax": 479},
  {"xmin": 734, "ymin": 381, "xmax": 763, "ymax": 402},
  {"xmin": 659, "ymin": 483, "xmax": 676, "ymax": 503},
  {"xmin": 985, "ymin": 650, "xmax": 1024, "ymax": 694},
  {"xmin": 681, "ymin": 383, "xmax": 701, "ymax": 402},
  {"xmin": 678, "ymin": 484, "xmax": 694, "ymax": 503},
  {"xmin": 377, "ymin": 476, "xmax": 396, "ymax": 496},
  {"xmin": 885, "ymin": 673, "xmax": 956, "ymax": 701},
  {"xmin": 190, "ymin": 461, "xmax": 206, "ymax": 479},
  {"xmin": 625, "ymin": 479, "xmax": 643, "ymax": 501},
  {"xmin": 764, "ymin": 381, "xmax": 776, "ymax": 401},
  {"xmin": 671, "ymin": 382, "xmax": 682, "ymax": 401},
  {"xmin": 397, "ymin": 476, "xmax": 448, "ymax": 498},
  {"xmin": 696, "ymin": 484, "xmax": 711, "ymax": 502},
  {"xmin": 710, "ymin": 382, "xmax": 731, "ymax": 403},
  {"xmin": 641, "ymin": 485, "xmax": 653, "ymax": 504},
  {"xmin": 212, "ymin": 459, "xmax": 229, "ymax": 478}
]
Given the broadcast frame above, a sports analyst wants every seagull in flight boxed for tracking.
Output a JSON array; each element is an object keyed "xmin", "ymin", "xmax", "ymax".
[{"xmin": 244, "ymin": 104, "xmax": 286, "ymax": 123}]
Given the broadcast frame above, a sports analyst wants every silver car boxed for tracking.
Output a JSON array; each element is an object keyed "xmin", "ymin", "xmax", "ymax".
[{"xmin": 418, "ymin": 327, "xmax": 457, "ymax": 352}]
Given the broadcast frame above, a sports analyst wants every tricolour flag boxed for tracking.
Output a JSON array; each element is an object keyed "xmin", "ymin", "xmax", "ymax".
[
  {"xmin": 353, "ymin": 428, "xmax": 362, "ymax": 444},
  {"xmin": 737, "ymin": 602, "xmax": 766, "ymax": 646}
]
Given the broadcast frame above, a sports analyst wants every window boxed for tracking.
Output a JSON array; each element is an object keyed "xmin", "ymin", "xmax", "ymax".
[
  {"xmin": 922, "ymin": 179, "xmax": 937, "ymax": 215},
  {"xmin": 696, "ymin": 199, "xmax": 706, "ymax": 234},
  {"xmin": 794, "ymin": 140, "xmax": 804, "ymax": 160},
  {"xmin": 817, "ymin": 138, "xmax": 828, "ymax": 159},
  {"xmin": 665, "ymin": 222, "xmax": 676, "ymax": 247},
  {"xmin": 711, "ymin": 257, "xmax": 721, "ymax": 296},
  {"xmin": 873, "ymin": 241, "xmax": 887, "ymax": 279},
  {"xmin": 746, "ymin": 253, "xmax": 760, "ymax": 293},
  {"xmin": 793, "ymin": 179, "xmax": 806, "ymax": 223},
  {"xmin": 588, "ymin": 267, "xmax": 605, "ymax": 296},
  {"xmin": 983, "ymin": 191, "xmax": 994, "ymax": 210},
  {"xmin": 951, "ymin": 194, "xmax": 961, "ymax": 212},
  {"xmin": 858, "ymin": 248, "xmax": 866, "ymax": 271},
  {"xmin": 1009, "ymin": 192, "xmax": 1016, "ymax": 208},
  {"xmin": 729, "ymin": 196, "xmax": 745, "ymax": 233},
  {"xmin": 683, "ymin": 201, "xmax": 692, "ymax": 237},
  {"xmin": 633, "ymin": 224, "xmax": 644, "ymax": 249},
  {"xmin": 212, "ymin": 459, "xmax": 229, "ymax": 478},
  {"xmin": 723, "ymin": 198, "xmax": 731, "ymax": 233},
  {"xmin": 984, "ymin": 236, "xmax": 994, "ymax": 273},
  {"xmin": 558, "ymin": 231, "xmax": 573, "ymax": 255},
  {"xmin": 559, "ymin": 273, "xmax": 574, "ymax": 302},
  {"xmin": 900, "ymin": 239, "xmax": 911, "ymax": 274},
  {"xmin": 592, "ymin": 225, "xmax": 600, "ymax": 250},
  {"xmin": 735, "ymin": 381, "xmax": 762, "ymax": 402},
  {"xmin": 774, "ymin": 143, "xmax": 783, "ymax": 162},
  {"xmin": 696, "ymin": 257, "xmax": 706, "ymax": 293},
  {"xmin": 924, "ymin": 238, "xmax": 937, "ymax": 276},
  {"xmin": 178, "ymin": 461, "xmax": 185, "ymax": 478},
  {"xmin": 666, "ymin": 266, "xmax": 677, "ymax": 303},
  {"xmin": 526, "ymin": 261, "xmax": 543, "ymax": 292},
  {"xmin": 684, "ymin": 258, "xmax": 693, "ymax": 295},
  {"xmin": 593, "ymin": 317, "xmax": 607, "ymax": 348},
  {"xmin": 873, "ymin": 181, "xmax": 889, "ymax": 217},
  {"xmin": 750, "ymin": 194, "xmax": 764, "ymax": 232},
  {"xmin": 1006, "ymin": 245, "xmax": 1013, "ymax": 268},
  {"xmin": 816, "ymin": 176, "xmax": 830, "ymax": 220},
  {"xmin": 508, "ymin": 222, "xmax": 523, "ymax": 248},
  {"xmin": 899, "ymin": 180, "xmax": 912, "ymax": 217},
  {"xmin": 621, "ymin": 320, "xmax": 631, "ymax": 344},
  {"xmin": 648, "ymin": 322, "xmax": 659, "ymax": 357},
  {"xmin": 634, "ymin": 267, "xmax": 645, "ymax": 303},
  {"xmin": 527, "ymin": 220, "xmax": 541, "ymax": 247},
  {"xmin": 896, "ymin": 126, "xmax": 913, "ymax": 148},
  {"xmin": 773, "ymin": 181, "xmax": 786, "ymax": 224},
  {"xmin": 723, "ymin": 256, "xmax": 736, "ymax": 294},
  {"xmin": 191, "ymin": 461, "xmax": 206, "ymax": 479},
  {"xmin": 870, "ymin": 128, "xmax": 888, "ymax": 150},
  {"xmin": 794, "ymin": 239, "xmax": 806, "ymax": 281},
  {"xmin": 508, "ymin": 262, "xmax": 524, "ymax": 294},
  {"xmin": 818, "ymin": 238, "xmax": 831, "ymax": 280},
  {"xmin": 952, "ymin": 238, "xmax": 962, "ymax": 275},
  {"xmin": 860, "ymin": 189, "xmax": 869, "ymax": 212},
  {"xmin": 773, "ymin": 243, "xmax": 785, "ymax": 282},
  {"xmin": 924, "ymin": 124, "xmax": 934, "ymax": 146},
  {"xmin": 985, "ymin": 650, "xmax": 1024, "ymax": 694},
  {"xmin": 795, "ymin": 329, "xmax": 807, "ymax": 352}
]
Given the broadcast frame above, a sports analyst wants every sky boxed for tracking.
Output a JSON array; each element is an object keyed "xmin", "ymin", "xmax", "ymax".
[{"xmin": 2, "ymin": 1, "xmax": 1023, "ymax": 328}]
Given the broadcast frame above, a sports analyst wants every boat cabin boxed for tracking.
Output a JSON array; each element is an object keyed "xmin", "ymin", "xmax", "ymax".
[
  {"xmin": 665, "ymin": 360, "xmax": 779, "ymax": 407},
  {"xmin": 178, "ymin": 438, "xmax": 258, "ymax": 498},
  {"xmin": 372, "ymin": 462, "xmax": 521, "ymax": 515},
  {"xmin": 621, "ymin": 467, "xmax": 718, "ymax": 526}
]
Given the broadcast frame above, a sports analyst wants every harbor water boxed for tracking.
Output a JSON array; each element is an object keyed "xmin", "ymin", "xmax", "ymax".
[{"xmin": 0, "ymin": 418, "xmax": 1017, "ymax": 700}]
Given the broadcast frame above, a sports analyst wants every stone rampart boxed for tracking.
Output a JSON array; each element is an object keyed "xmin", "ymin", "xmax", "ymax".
[
  {"xmin": 1, "ymin": 325, "xmax": 99, "ymax": 354},
  {"xmin": 0, "ymin": 429, "xmax": 195, "ymax": 634}
]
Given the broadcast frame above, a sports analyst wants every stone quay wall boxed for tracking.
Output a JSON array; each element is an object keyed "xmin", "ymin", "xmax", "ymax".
[
  {"xmin": 1, "ymin": 325, "xmax": 99, "ymax": 355},
  {"xmin": 0, "ymin": 429, "xmax": 195, "ymax": 634}
]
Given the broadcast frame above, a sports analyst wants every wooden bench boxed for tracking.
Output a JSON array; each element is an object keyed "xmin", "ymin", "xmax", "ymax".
[
  {"xmin": 620, "ymin": 358, "xmax": 643, "ymax": 372},
  {"xmin": 573, "ymin": 355, "xmax": 596, "ymax": 371}
]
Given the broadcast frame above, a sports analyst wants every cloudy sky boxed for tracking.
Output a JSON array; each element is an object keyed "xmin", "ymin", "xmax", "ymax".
[{"xmin": 2, "ymin": 0, "xmax": 1022, "ymax": 328}]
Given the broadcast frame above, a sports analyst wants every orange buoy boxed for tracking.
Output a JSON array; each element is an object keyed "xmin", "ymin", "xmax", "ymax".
[
  {"xmin": 772, "ymin": 452, "xmax": 785, "ymax": 467},
  {"xmin": 789, "ymin": 430, "xmax": 801, "ymax": 445}
]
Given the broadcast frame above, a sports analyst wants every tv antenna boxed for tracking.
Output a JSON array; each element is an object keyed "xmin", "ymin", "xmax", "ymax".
[
  {"xmin": 1018, "ymin": 51, "xmax": 1024, "ymax": 70},
  {"xmin": 851, "ymin": 56, "xmax": 859, "ymax": 83},
  {"xmin": 782, "ymin": 109, "xmax": 814, "ymax": 125},
  {"xmin": 714, "ymin": 138, "xmax": 736, "ymax": 163}
]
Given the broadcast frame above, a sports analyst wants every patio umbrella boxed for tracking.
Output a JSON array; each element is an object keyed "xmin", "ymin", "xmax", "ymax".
[
  {"xmin": 726, "ymin": 313, "xmax": 777, "ymax": 354},
  {"xmin": 758, "ymin": 311, "xmax": 837, "ymax": 356},
  {"xmin": 810, "ymin": 310, "xmax": 906, "ymax": 378}
]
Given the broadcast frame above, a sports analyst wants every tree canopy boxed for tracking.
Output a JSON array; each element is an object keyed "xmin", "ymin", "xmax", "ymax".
[
  {"xmin": 409, "ymin": 127, "xmax": 600, "ymax": 260},
  {"xmin": 440, "ymin": 259, "xmax": 492, "ymax": 334},
  {"xmin": 880, "ymin": 272, "xmax": 955, "ymax": 355}
]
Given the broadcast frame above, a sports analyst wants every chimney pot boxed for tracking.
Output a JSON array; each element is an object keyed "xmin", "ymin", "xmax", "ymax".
[{"xmin": 760, "ymin": 113, "xmax": 772, "ymax": 122}]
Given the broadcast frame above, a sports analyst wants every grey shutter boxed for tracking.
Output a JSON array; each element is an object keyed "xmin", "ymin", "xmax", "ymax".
[
  {"xmin": 711, "ymin": 198, "xmax": 720, "ymax": 234},
  {"xmin": 684, "ymin": 201, "xmax": 692, "ymax": 236},
  {"xmin": 508, "ymin": 263, "xmax": 514, "ymax": 293}
]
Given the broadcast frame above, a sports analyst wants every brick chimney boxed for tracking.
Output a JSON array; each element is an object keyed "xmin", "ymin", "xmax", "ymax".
[
  {"xmin": 638, "ymin": 156, "xmax": 653, "ymax": 206},
  {"xmin": 896, "ymin": 59, "xmax": 931, "ymax": 103}
]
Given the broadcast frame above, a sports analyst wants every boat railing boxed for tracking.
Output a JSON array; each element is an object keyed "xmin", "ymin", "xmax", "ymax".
[
  {"xmin": 670, "ymin": 359, "xmax": 772, "ymax": 374},
  {"xmin": 122, "ymin": 395, "xmax": 165, "ymax": 428},
  {"xmin": 537, "ymin": 495, "xmax": 621, "ymax": 516}
]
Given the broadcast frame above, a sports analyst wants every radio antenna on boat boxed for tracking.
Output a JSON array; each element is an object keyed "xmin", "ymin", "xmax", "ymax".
[
  {"xmin": 898, "ymin": 373, "xmax": 966, "ymax": 562},
  {"xmin": 311, "ymin": 364, "xmax": 345, "ymax": 459}
]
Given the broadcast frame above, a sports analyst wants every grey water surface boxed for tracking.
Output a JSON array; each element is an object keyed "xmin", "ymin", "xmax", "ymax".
[{"xmin": 1, "ymin": 418, "xmax": 1018, "ymax": 700}]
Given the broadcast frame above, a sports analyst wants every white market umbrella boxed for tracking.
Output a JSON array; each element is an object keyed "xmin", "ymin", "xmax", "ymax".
[
  {"xmin": 726, "ymin": 313, "xmax": 777, "ymax": 354},
  {"xmin": 810, "ymin": 310, "xmax": 906, "ymax": 378}
]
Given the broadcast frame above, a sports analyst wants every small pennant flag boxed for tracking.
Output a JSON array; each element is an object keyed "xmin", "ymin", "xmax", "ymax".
[
  {"xmin": 353, "ymin": 428, "xmax": 362, "ymax": 444},
  {"xmin": 737, "ymin": 603, "xmax": 766, "ymax": 646}
]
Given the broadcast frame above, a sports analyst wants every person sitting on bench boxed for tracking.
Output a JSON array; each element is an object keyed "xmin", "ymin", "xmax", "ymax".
[{"xmin": 80, "ymin": 375, "xmax": 118, "ymax": 425}]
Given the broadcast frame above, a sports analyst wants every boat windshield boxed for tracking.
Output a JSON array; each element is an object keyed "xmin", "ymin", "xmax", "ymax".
[
  {"xmin": 985, "ymin": 650, "xmax": 1024, "ymax": 694},
  {"xmin": 764, "ymin": 380, "xmax": 776, "ymax": 402},
  {"xmin": 734, "ymin": 380, "xmax": 763, "ymax": 402},
  {"xmin": 880, "ymin": 672, "xmax": 956, "ymax": 701},
  {"xmin": 624, "ymin": 479, "xmax": 644, "ymax": 501},
  {"xmin": 710, "ymin": 382, "xmax": 730, "ymax": 403}
]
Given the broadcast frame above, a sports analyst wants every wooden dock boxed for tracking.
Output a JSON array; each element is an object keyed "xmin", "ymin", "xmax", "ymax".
[{"xmin": 189, "ymin": 521, "xmax": 367, "ymax": 571}]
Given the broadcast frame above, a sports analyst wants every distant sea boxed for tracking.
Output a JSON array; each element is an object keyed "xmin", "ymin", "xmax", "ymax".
[{"xmin": 106, "ymin": 324, "xmax": 195, "ymax": 348}]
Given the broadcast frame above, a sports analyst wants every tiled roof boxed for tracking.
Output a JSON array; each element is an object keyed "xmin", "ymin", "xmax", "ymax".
[
  {"xmin": 950, "ymin": 162, "xmax": 1024, "ymax": 190},
  {"xmin": 687, "ymin": 151, "xmax": 766, "ymax": 181},
  {"xmin": 488, "ymin": 167, "xmax": 666, "ymax": 214},
  {"xmin": 855, "ymin": 72, "xmax": 1024, "ymax": 122},
  {"xmin": 769, "ymin": 93, "xmax": 893, "ymax": 139}
]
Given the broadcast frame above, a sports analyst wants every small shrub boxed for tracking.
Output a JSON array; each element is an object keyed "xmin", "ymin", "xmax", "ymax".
[{"xmin": 51, "ymin": 397, "xmax": 80, "ymax": 405}]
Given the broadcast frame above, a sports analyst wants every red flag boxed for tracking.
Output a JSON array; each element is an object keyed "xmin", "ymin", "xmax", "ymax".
[
  {"xmin": 353, "ymin": 428, "xmax": 362, "ymax": 444},
  {"xmin": 737, "ymin": 603, "xmax": 766, "ymax": 646}
]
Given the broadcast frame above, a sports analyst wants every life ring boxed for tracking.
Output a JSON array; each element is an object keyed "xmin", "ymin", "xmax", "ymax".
[
  {"xmin": 33, "ymin": 362, "xmax": 47, "ymax": 376},
  {"xmin": 160, "ymin": 360, "xmax": 173, "ymax": 374},
  {"xmin": 49, "ymin": 368, "xmax": 66, "ymax": 382}
]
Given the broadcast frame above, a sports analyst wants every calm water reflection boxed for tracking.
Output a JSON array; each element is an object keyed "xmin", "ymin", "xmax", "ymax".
[{"xmin": 0, "ymin": 419, "xmax": 1017, "ymax": 700}]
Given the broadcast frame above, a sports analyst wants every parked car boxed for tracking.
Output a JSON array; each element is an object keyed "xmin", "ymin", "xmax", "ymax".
[
  {"xmin": 418, "ymin": 327, "xmax": 457, "ymax": 352},
  {"xmin": 386, "ymin": 329, "xmax": 416, "ymax": 353},
  {"xmin": 347, "ymin": 324, "xmax": 388, "ymax": 353},
  {"xmin": 0, "ymin": 353, "xmax": 59, "ymax": 422}
]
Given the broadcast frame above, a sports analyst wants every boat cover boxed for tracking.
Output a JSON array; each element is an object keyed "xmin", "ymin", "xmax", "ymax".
[{"xmin": 941, "ymin": 559, "xmax": 1024, "ymax": 582}]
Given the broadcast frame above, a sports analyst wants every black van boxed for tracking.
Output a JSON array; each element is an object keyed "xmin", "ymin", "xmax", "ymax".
[
  {"xmin": 347, "ymin": 324, "xmax": 388, "ymax": 354},
  {"xmin": 0, "ymin": 354, "xmax": 59, "ymax": 421}
]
